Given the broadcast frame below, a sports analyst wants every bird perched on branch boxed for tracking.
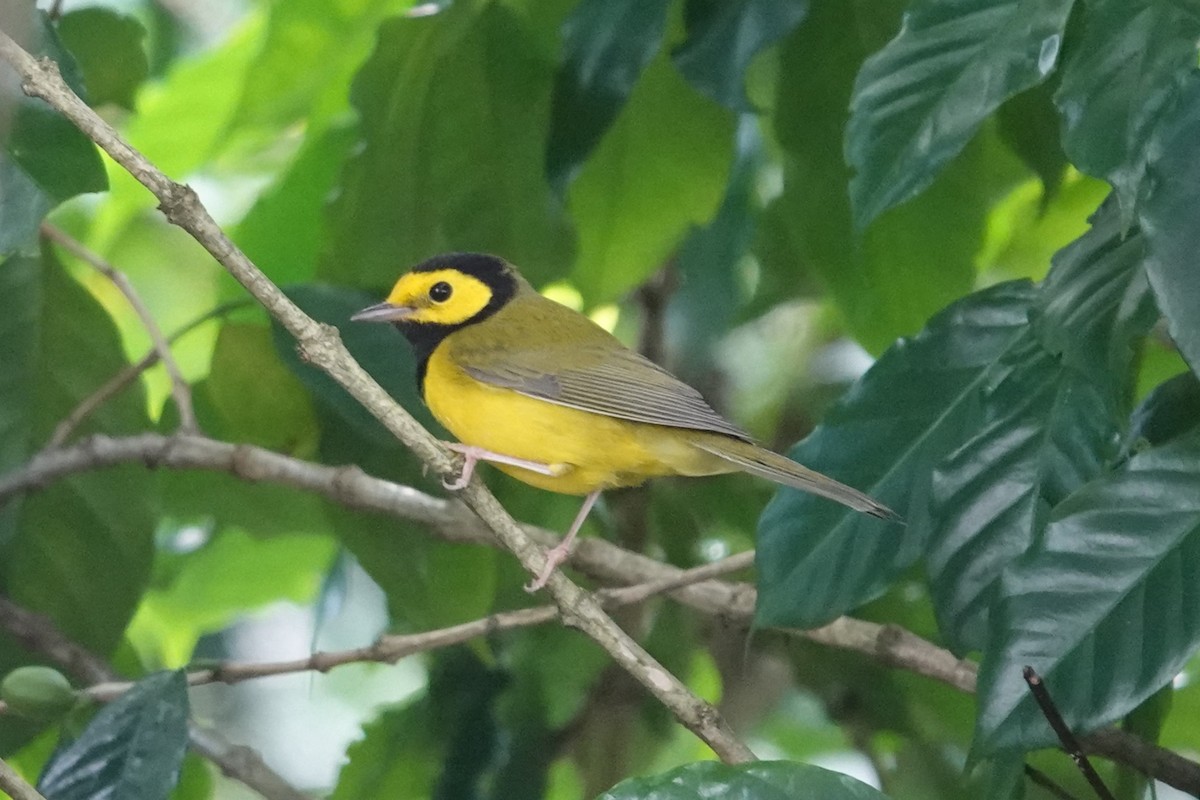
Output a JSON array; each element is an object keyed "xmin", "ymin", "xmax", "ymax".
[{"xmin": 353, "ymin": 253, "xmax": 895, "ymax": 591}]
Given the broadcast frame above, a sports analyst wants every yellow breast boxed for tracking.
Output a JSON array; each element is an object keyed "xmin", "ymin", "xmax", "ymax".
[{"xmin": 422, "ymin": 343, "xmax": 731, "ymax": 495}]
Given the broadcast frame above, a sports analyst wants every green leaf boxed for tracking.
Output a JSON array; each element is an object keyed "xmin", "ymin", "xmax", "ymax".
[
  {"xmin": 599, "ymin": 760, "xmax": 891, "ymax": 799},
  {"xmin": 205, "ymin": 322, "xmax": 319, "ymax": 454},
  {"xmin": 1126, "ymin": 371, "xmax": 1200, "ymax": 451},
  {"xmin": 1140, "ymin": 73, "xmax": 1200, "ymax": 379},
  {"xmin": 568, "ymin": 54, "xmax": 735, "ymax": 303},
  {"xmin": 672, "ymin": 0, "xmax": 809, "ymax": 111},
  {"xmin": 228, "ymin": 0, "xmax": 412, "ymax": 132},
  {"xmin": 233, "ymin": 123, "xmax": 358, "ymax": 287},
  {"xmin": 322, "ymin": 3, "xmax": 573, "ymax": 290},
  {"xmin": 846, "ymin": 0, "xmax": 1072, "ymax": 228},
  {"xmin": 544, "ymin": 0, "xmax": 672, "ymax": 191},
  {"xmin": 38, "ymin": 671, "xmax": 188, "ymax": 800},
  {"xmin": 1053, "ymin": 0, "xmax": 1200, "ymax": 220},
  {"xmin": 925, "ymin": 334, "xmax": 1118, "ymax": 651},
  {"xmin": 976, "ymin": 431, "xmax": 1200, "ymax": 753},
  {"xmin": 925, "ymin": 200, "xmax": 1156, "ymax": 651},
  {"xmin": 1, "ymin": 247, "xmax": 155, "ymax": 657},
  {"xmin": 768, "ymin": 0, "xmax": 1024, "ymax": 352},
  {"xmin": 1032, "ymin": 198, "xmax": 1157, "ymax": 387},
  {"xmin": 756, "ymin": 281, "xmax": 1036, "ymax": 629},
  {"xmin": 996, "ymin": 81, "xmax": 1067, "ymax": 203},
  {"xmin": 56, "ymin": 7, "xmax": 149, "ymax": 110},
  {"xmin": 0, "ymin": 12, "xmax": 106, "ymax": 253}
]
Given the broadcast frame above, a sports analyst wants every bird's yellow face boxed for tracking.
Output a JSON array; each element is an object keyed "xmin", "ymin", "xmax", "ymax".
[{"xmin": 382, "ymin": 268, "xmax": 495, "ymax": 326}]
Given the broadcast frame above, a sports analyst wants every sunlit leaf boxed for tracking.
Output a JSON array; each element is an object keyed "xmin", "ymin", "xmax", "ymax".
[
  {"xmin": 569, "ymin": 54, "xmax": 734, "ymax": 304},
  {"xmin": 323, "ymin": 2, "xmax": 573, "ymax": 289}
]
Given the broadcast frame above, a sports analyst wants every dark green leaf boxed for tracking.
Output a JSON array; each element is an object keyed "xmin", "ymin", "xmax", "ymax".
[
  {"xmin": 1032, "ymin": 198, "xmax": 1156, "ymax": 387},
  {"xmin": 976, "ymin": 431, "xmax": 1200, "ymax": 753},
  {"xmin": 1054, "ymin": 0, "xmax": 1200, "ymax": 220},
  {"xmin": 57, "ymin": 8, "xmax": 149, "ymax": 110},
  {"xmin": 38, "ymin": 671, "xmax": 189, "ymax": 800},
  {"xmin": 1, "ymin": 247, "xmax": 155, "ymax": 658},
  {"xmin": 1126, "ymin": 371, "xmax": 1200, "ymax": 451},
  {"xmin": 599, "ymin": 760, "xmax": 891, "ymax": 799},
  {"xmin": 756, "ymin": 281, "xmax": 1036, "ymax": 629},
  {"xmin": 568, "ymin": 54, "xmax": 735, "ymax": 303},
  {"xmin": 846, "ymin": 0, "xmax": 1072, "ymax": 228},
  {"xmin": 670, "ymin": 114, "xmax": 762, "ymax": 379},
  {"xmin": 996, "ymin": 81, "xmax": 1067, "ymax": 203},
  {"xmin": 332, "ymin": 651, "xmax": 505, "ymax": 800},
  {"xmin": 1140, "ymin": 72, "xmax": 1200, "ymax": 378},
  {"xmin": 272, "ymin": 284, "xmax": 439, "ymax": 443},
  {"xmin": 926, "ymin": 200, "xmax": 1156, "ymax": 651},
  {"xmin": 0, "ymin": 12, "xmax": 106, "ymax": 253},
  {"xmin": 925, "ymin": 334, "xmax": 1118, "ymax": 651},
  {"xmin": 322, "ymin": 3, "xmax": 572, "ymax": 289},
  {"xmin": 672, "ymin": 0, "xmax": 809, "ymax": 111},
  {"xmin": 544, "ymin": 0, "xmax": 672, "ymax": 191}
]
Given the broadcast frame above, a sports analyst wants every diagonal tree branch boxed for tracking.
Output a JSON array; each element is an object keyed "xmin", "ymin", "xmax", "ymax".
[
  {"xmin": 0, "ymin": 757, "xmax": 48, "ymax": 800},
  {"xmin": 0, "ymin": 32, "xmax": 752, "ymax": 764}
]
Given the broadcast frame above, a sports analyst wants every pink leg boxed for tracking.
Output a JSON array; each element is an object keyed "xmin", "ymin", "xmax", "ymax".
[
  {"xmin": 442, "ymin": 443, "xmax": 559, "ymax": 491},
  {"xmin": 525, "ymin": 490, "xmax": 602, "ymax": 592}
]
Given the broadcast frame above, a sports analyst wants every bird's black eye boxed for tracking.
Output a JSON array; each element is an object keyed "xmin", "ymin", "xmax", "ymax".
[{"xmin": 429, "ymin": 281, "xmax": 453, "ymax": 302}]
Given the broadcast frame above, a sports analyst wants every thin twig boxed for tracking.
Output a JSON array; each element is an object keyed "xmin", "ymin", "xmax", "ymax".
[
  {"xmin": 0, "ymin": 34, "xmax": 753, "ymax": 765},
  {"xmin": 46, "ymin": 299, "xmax": 250, "ymax": 448},
  {"xmin": 1024, "ymin": 667, "xmax": 1117, "ymax": 800},
  {"xmin": 0, "ymin": 757, "xmax": 47, "ymax": 800},
  {"xmin": 74, "ymin": 556, "xmax": 750, "ymax": 704},
  {"xmin": 40, "ymin": 222, "xmax": 199, "ymax": 438}
]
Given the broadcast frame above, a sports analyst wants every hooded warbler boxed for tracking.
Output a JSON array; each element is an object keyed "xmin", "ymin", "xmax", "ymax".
[{"xmin": 353, "ymin": 253, "xmax": 895, "ymax": 590}]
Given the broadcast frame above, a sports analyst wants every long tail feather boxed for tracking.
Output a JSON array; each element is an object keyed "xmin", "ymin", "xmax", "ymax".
[{"xmin": 693, "ymin": 438, "xmax": 899, "ymax": 521}]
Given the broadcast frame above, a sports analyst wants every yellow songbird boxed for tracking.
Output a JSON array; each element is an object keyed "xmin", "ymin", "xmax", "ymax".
[{"xmin": 353, "ymin": 253, "xmax": 895, "ymax": 590}]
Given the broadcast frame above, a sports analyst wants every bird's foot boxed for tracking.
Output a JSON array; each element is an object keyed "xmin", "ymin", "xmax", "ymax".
[
  {"xmin": 441, "ymin": 443, "xmax": 561, "ymax": 490},
  {"xmin": 524, "ymin": 541, "xmax": 572, "ymax": 593}
]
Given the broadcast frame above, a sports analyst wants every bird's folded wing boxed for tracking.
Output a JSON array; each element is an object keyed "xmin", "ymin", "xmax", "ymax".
[{"xmin": 463, "ymin": 345, "xmax": 753, "ymax": 442}]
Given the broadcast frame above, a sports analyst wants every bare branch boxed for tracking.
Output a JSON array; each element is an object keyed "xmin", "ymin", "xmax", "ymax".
[
  {"xmin": 1024, "ymin": 667, "xmax": 1116, "ymax": 800},
  {"xmin": 40, "ymin": 222, "xmax": 198, "ymax": 439},
  {"xmin": 0, "ymin": 758, "xmax": 47, "ymax": 800},
  {"xmin": 0, "ymin": 33, "xmax": 752, "ymax": 764}
]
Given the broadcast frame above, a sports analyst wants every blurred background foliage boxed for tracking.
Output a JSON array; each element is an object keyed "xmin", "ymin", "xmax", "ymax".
[{"xmin": 1, "ymin": 0, "xmax": 1200, "ymax": 797}]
